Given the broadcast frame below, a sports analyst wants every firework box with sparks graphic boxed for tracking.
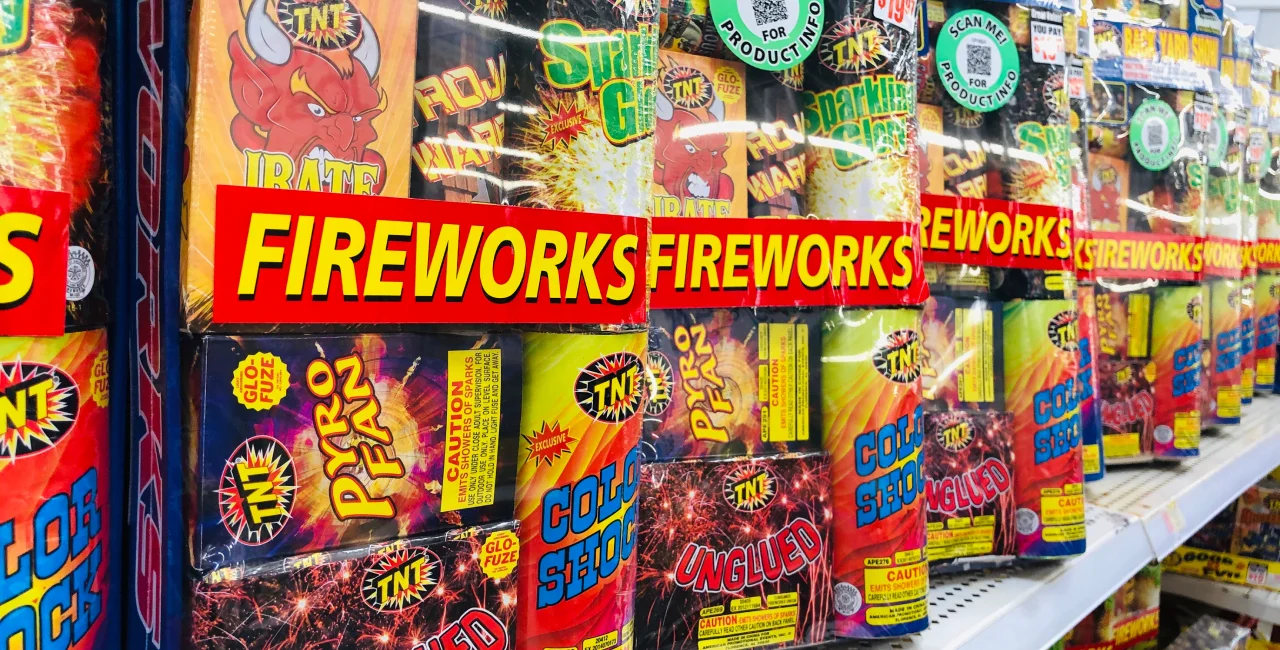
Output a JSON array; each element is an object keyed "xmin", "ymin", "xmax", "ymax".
[
  {"xmin": 1206, "ymin": 275, "xmax": 1245, "ymax": 425},
  {"xmin": 516, "ymin": 331, "xmax": 646, "ymax": 650},
  {"xmin": 1151, "ymin": 285, "xmax": 1205, "ymax": 459},
  {"xmin": 1255, "ymin": 271, "xmax": 1280, "ymax": 392},
  {"xmin": 634, "ymin": 452, "xmax": 832, "ymax": 650},
  {"xmin": 822, "ymin": 308, "xmax": 928, "ymax": 638},
  {"xmin": 923, "ymin": 410, "xmax": 1016, "ymax": 561},
  {"xmin": 0, "ymin": 329, "xmax": 113, "ymax": 649},
  {"xmin": 644, "ymin": 308, "xmax": 822, "ymax": 462},
  {"xmin": 0, "ymin": 0, "xmax": 112, "ymax": 334},
  {"xmin": 189, "ymin": 521, "xmax": 520, "ymax": 650},
  {"xmin": 1110, "ymin": 564, "xmax": 1162, "ymax": 650},
  {"xmin": 1004, "ymin": 298, "xmax": 1085, "ymax": 558},
  {"xmin": 183, "ymin": 0, "xmax": 417, "ymax": 330},
  {"xmin": 412, "ymin": 0, "xmax": 508, "ymax": 204},
  {"xmin": 505, "ymin": 0, "xmax": 657, "ymax": 217},
  {"xmin": 746, "ymin": 65, "xmax": 808, "ymax": 217},
  {"xmin": 186, "ymin": 331, "xmax": 521, "ymax": 571},
  {"xmin": 1100, "ymin": 358, "xmax": 1157, "ymax": 463},
  {"xmin": 651, "ymin": 50, "xmax": 748, "ymax": 218},
  {"xmin": 1078, "ymin": 283, "xmax": 1105, "ymax": 481}
]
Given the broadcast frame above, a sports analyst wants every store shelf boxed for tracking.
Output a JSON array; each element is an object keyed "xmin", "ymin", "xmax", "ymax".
[
  {"xmin": 840, "ymin": 398, "xmax": 1280, "ymax": 650},
  {"xmin": 1088, "ymin": 400, "xmax": 1280, "ymax": 557},
  {"xmin": 1163, "ymin": 573, "xmax": 1280, "ymax": 625}
]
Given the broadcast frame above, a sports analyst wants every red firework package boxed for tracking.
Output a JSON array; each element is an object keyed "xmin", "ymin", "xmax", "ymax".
[
  {"xmin": 923, "ymin": 411, "xmax": 1016, "ymax": 561},
  {"xmin": 1099, "ymin": 359, "xmax": 1157, "ymax": 463},
  {"xmin": 635, "ymin": 453, "xmax": 832, "ymax": 650},
  {"xmin": 0, "ymin": 0, "xmax": 110, "ymax": 332},
  {"xmin": 0, "ymin": 329, "xmax": 111, "ymax": 647},
  {"xmin": 186, "ymin": 332, "xmax": 521, "ymax": 571},
  {"xmin": 644, "ymin": 308, "xmax": 822, "ymax": 461},
  {"xmin": 190, "ymin": 521, "xmax": 520, "ymax": 650}
]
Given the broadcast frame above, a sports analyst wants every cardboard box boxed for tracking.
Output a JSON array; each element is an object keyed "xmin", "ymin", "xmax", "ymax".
[{"xmin": 186, "ymin": 331, "xmax": 520, "ymax": 570}]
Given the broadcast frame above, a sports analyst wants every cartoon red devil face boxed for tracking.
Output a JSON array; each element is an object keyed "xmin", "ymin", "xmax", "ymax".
[
  {"xmin": 654, "ymin": 91, "xmax": 733, "ymax": 203},
  {"xmin": 228, "ymin": 0, "xmax": 388, "ymax": 193}
]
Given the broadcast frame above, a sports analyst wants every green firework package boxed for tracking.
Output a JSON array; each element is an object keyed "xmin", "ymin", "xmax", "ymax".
[
  {"xmin": 644, "ymin": 308, "xmax": 823, "ymax": 461},
  {"xmin": 412, "ymin": 0, "xmax": 508, "ymax": 203},
  {"xmin": 804, "ymin": 0, "xmax": 918, "ymax": 222},
  {"xmin": 747, "ymin": 65, "xmax": 810, "ymax": 216},
  {"xmin": 506, "ymin": 0, "xmax": 658, "ymax": 215}
]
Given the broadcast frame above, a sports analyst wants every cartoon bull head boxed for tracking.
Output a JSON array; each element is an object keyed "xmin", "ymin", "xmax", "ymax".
[
  {"xmin": 653, "ymin": 89, "xmax": 733, "ymax": 202},
  {"xmin": 229, "ymin": 0, "xmax": 388, "ymax": 193}
]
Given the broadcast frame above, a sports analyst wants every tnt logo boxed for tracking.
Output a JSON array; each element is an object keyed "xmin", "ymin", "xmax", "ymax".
[
  {"xmin": 873, "ymin": 329, "xmax": 923, "ymax": 383},
  {"xmin": 938, "ymin": 418, "xmax": 974, "ymax": 451},
  {"xmin": 723, "ymin": 464, "xmax": 777, "ymax": 512},
  {"xmin": 822, "ymin": 17, "xmax": 891, "ymax": 74},
  {"xmin": 217, "ymin": 436, "xmax": 297, "ymax": 545},
  {"xmin": 662, "ymin": 65, "xmax": 712, "ymax": 110},
  {"xmin": 0, "ymin": 361, "xmax": 78, "ymax": 459},
  {"xmin": 575, "ymin": 352, "xmax": 643, "ymax": 423},
  {"xmin": 1048, "ymin": 310, "xmax": 1079, "ymax": 351},
  {"xmin": 276, "ymin": 0, "xmax": 363, "ymax": 51},
  {"xmin": 362, "ymin": 547, "xmax": 439, "ymax": 612},
  {"xmin": 1188, "ymin": 295, "xmax": 1204, "ymax": 323},
  {"xmin": 644, "ymin": 351, "xmax": 673, "ymax": 417}
]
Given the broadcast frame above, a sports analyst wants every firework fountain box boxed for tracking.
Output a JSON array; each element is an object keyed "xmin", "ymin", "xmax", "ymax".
[
  {"xmin": 189, "ymin": 521, "xmax": 519, "ymax": 649},
  {"xmin": 185, "ymin": 332, "xmax": 521, "ymax": 570},
  {"xmin": 1164, "ymin": 486, "xmax": 1280, "ymax": 592},
  {"xmin": 634, "ymin": 453, "xmax": 832, "ymax": 650}
]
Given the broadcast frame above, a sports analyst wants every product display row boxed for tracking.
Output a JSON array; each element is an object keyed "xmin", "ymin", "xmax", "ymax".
[{"xmin": 6, "ymin": 0, "xmax": 1280, "ymax": 649}]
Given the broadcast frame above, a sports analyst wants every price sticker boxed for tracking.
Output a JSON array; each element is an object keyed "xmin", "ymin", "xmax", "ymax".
[
  {"xmin": 1031, "ymin": 20, "xmax": 1064, "ymax": 65},
  {"xmin": 875, "ymin": 0, "xmax": 916, "ymax": 33}
]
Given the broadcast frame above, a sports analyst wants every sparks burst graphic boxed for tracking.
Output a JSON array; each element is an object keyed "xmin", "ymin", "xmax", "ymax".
[
  {"xmin": 362, "ymin": 548, "xmax": 439, "ymax": 612},
  {"xmin": 0, "ymin": 361, "xmax": 77, "ymax": 458},
  {"xmin": 217, "ymin": 437, "xmax": 297, "ymax": 546}
]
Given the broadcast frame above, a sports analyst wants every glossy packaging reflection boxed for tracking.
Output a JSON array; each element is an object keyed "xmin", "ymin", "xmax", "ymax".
[
  {"xmin": 823, "ymin": 308, "xmax": 928, "ymax": 638},
  {"xmin": 746, "ymin": 65, "xmax": 809, "ymax": 217},
  {"xmin": 516, "ymin": 331, "xmax": 646, "ymax": 650}
]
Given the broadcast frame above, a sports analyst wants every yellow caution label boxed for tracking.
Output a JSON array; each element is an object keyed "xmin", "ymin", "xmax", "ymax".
[
  {"xmin": 1258, "ymin": 358, "xmax": 1276, "ymax": 387},
  {"xmin": 946, "ymin": 517, "xmax": 972, "ymax": 529},
  {"xmin": 443, "ymin": 349, "xmax": 503, "ymax": 512},
  {"xmin": 1083, "ymin": 444, "xmax": 1101, "ymax": 475},
  {"xmin": 1128, "ymin": 293, "xmax": 1152, "ymax": 357},
  {"xmin": 232, "ymin": 352, "xmax": 290, "ymax": 411},
  {"xmin": 865, "ymin": 599, "xmax": 929, "ymax": 626},
  {"xmin": 865, "ymin": 561, "xmax": 929, "ymax": 604},
  {"xmin": 973, "ymin": 514, "xmax": 996, "ymax": 526},
  {"xmin": 928, "ymin": 524, "xmax": 995, "ymax": 560},
  {"xmin": 1218, "ymin": 386, "xmax": 1242, "ymax": 418},
  {"xmin": 1244, "ymin": 368, "xmax": 1256, "ymax": 395},
  {"xmin": 758, "ymin": 323, "xmax": 809, "ymax": 443},
  {"xmin": 1041, "ymin": 493, "xmax": 1085, "ymax": 526},
  {"xmin": 1175, "ymin": 412, "xmax": 1201, "ymax": 450},
  {"xmin": 698, "ymin": 607, "xmax": 798, "ymax": 642},
  {"xmin": 895, "ymin": 549, "xmax": 922, "ymax": 564},
  {"xmin": 701, "ymin": 605, "xmax": 725, "ymax": 617},
  {"xmin": 698, "ymin": 627, "xmax": 795, "ymax": 650},
  {"xmin": 957, "ymin": 306, "xmax": 996, "ymax": 403},
  {"xmin": 1104, "ymin": 432, "xmax": 1142, "ymax": 459},
  {"xmin": 1043, "ymin": 523, "xmax": 1087, "ymax": 542}
]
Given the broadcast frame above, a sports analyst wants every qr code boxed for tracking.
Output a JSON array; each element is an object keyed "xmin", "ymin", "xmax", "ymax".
[
  {"xmin": 1146, "ymin": 122, "xmax": 1167, "ymax": 150},
  {"xmin": 965, "ymin": 42, "xmax": 992, "ymax": 76},
  {"xmin": 752, "ymin": 0, "xmax": 788, "ymax": 26}
]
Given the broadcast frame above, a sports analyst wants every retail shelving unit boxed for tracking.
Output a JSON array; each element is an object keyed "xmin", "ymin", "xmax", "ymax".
[
  {"xmin": 837, "ymin": 397, "xmax": 1280, "ymax": 650},
  {"xmin": 1162, "ymin": 573, "xmax": 1280, "ymax": 625}
]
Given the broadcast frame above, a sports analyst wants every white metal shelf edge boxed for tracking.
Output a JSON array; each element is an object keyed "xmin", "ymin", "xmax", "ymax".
[{"xmin": 1162, "ymin": 573, "xmax": 1280, "ymax": 626}]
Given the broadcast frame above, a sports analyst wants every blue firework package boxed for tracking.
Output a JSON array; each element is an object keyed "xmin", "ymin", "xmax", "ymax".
[
  {"xmin": 186, "ymin": 332, "xmax": 521, "ymax": 571},
  {"xmin": 189, "ymin": 521, "xmax": 520, "ymax": 650}
]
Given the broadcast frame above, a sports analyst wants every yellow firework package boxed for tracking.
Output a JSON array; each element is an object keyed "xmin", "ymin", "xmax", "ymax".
[
  {"xmin": 516, "ymin": 331, "xmax": 646, "ymax": 650},
  {"xmin": 184, "ymin": 0, "xmax": 417, "ymax": 330},
  {"xmin": 803, "ymin": 0, "xmax": 918, "ymax": 222},
  {"xmin": 823, "ymin": 308, "xmax": 928, "ymax": 638},
  {"xmin": 506, "ymin": 0, "xmax": 658, "ymax": 216},
  {"xmin": 651, "ymin": 51, "xmax": 748, "ymax": 218}
]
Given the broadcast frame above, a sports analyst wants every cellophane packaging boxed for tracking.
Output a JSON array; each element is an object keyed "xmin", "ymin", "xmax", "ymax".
[
  {"xmin": 189, "ymin": 521, "xmax": 520, "ymax": 650},
  {"xmin": 1258, "ymin": 51, "xmax": 1280, "ymax": 393},
  {"xmin": 634, "ymin": 453, "xmax": 832, "ymax": 650},
  {"xmin": 1167, "ymin": 617, "xmax": 1253, "ymax": 650},
  {"xmin": 0, "ymin": 0, "xmax": 111, "ymax": 330}
]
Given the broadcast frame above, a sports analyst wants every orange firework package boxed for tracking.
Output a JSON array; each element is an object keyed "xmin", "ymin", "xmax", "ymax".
[
  {"xmin": 0, "ymin": 0, "xmax": 110, "ymax": 332},
  {"xmin": 823, "ymin": 308, "xmax": 928, "ymax": 638},
  {"xmin": 184, "ymin": 0, "xmax": 417, "ymax": 329},
  {"xmin": 0, "ymin": 330, "xmax": 112, "ymax": 648},
  {"xmin": 186, "ymin": 332, "xmax": 521, "ymax": 570},
  {"xmin": 651, "ymin": 50, "xmax": 747, "ymax": 218},
  {"xmin": 635, "ymin": 453, "xmax": 832, "ymax": 650},
  {"xmin": 516, "ymin": 331, "xmax": 646, "ymax": 650},
  {"xmin": 644, "ymin": 309, "xmax": 822, "ymax": 461},
  {"xmin": 190, "ymin": 521, "xmax": 519, "ymax": 650}
]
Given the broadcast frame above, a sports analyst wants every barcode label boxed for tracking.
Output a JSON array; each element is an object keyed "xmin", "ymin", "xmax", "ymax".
[
  {"xmin": 1031, "ymin": 21, "xmax": 1064, "ymax": 65},
  {"xmin": 751, "ymin": 0, "xmax": 789, "ymax": 26},
  {"xmin": 875, "ymin": 0, "xmax": 916, "ymax": 33}
]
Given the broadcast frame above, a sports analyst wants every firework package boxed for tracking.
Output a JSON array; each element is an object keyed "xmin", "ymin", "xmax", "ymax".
[
  {"xmin": 634, "ymin": 453, "xmax": 832, "ymax": 650},
  {"xmin": 644, "ymin": 309, "xmax": 822, "ymax": 461},
  {"xmin": 0, "ymin": 330, "xmax": 113, "ymax": 648},
  {"xmin": 183, "ymin": 0, "xmax": 417, "ymax": 330},
  {"xmin": 1164, "ymin": 475, "xmax": 1280, "ymax": 592},
  {"xmin": 189, "ymin": 521, "xmax": 520, "ymax": 650},
  {"xmin": 0, "ymin": 0, "xmax": 111, "ymax": 334},
  {"xmin": 1079, "ymin": 283, "xmax": 1106, "ymax": 480},
  {"xmin": 1057, "ymin": 563, "xmax": 1163, "ymax": 650},
  {"xmin": 746, "ymin": 65, "xmax": 809, "ymax": 217},
  {"xmin": 505, "ymin": 0, "xmax": 657, "ymax": 216},
  {"xmin": 185, "ymin": 332, "xmax": 521, "ymax": 569},
  {"xmin": 516, "ymin": 331, "xmax": 646, "ymax": 650},
  {"xmin": 823, "ymin": 308, "xmax": 928, "ymax": 638}
]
